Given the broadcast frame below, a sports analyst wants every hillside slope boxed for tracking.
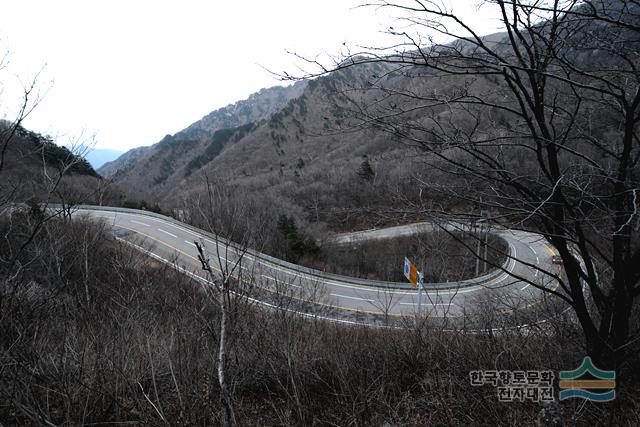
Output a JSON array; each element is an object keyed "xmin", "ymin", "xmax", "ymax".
[
  {"xmin": 171, "ymin": 64, "xmax": 435, "ymax": 231},
  {"xmin": 108, "ymin": 63, "xmax": 439, "ymax": 233},
  {"xmin": 0, "ymin": 123, "xmax": 124, "ymax": 205},
  {"xmin": 98, "ymin": 146, "xmax": 147, "ymax": 178},
  {"xmin": 99, "ymin": 81, "xmax": 308, "ymax": 193}
]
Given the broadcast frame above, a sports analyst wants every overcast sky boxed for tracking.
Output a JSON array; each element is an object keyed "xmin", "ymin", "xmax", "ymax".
[{"xmin": 0, "ymin": 1, "xmax": 501, "ymax": 151}]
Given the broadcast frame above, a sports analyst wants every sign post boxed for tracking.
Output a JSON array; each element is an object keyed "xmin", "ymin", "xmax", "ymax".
[
  {"xmin": 404, "ymin": 257, "xmax": 425, "ymax": 316},
  {"xmin": 417, "ymin": 272, "xmax": 424, "ymax": 317}
]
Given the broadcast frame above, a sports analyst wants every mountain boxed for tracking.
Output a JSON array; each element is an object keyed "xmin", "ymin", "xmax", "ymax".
[
  {"xmin": 98, "ymin": 81, "xmax": 308, "ymax": 186},
  {"xmin": 0, "ymin": 122, "xmax": 125, "ymax": 205},
  {"xmin": 109, "ymin": 1, "xmax": 637, "ymax": 239},
  {"xmin": 107, "ymin": 63, "xmax": 449, "ymax": 232},
  {"xmin": 98, "ymin": 146, "xmax": 148, "ymax": 178},
  {"xmin": 85, "ymin": 148, "xmax": 123, "ymax": 169}
]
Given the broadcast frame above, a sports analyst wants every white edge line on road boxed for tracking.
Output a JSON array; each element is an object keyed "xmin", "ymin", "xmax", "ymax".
[{"xmin": 137, "ymin": 215, "xmax": 493, "ymax": 295}]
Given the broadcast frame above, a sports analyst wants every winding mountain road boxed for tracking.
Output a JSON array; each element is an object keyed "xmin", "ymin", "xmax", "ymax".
[{"xmin": 74, "ymin": 207, "xmax": 564, "ymax": 325}]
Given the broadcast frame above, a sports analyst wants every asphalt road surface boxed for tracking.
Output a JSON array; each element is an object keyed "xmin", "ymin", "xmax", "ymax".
[{"xmin": 76, "ymin": 208, "xmax": 564, "ymax": 325}]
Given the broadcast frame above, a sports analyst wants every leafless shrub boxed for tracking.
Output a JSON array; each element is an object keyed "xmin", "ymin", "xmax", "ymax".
[{"xmin": 1, "ymin": 215, "xmax": 639, "ymax": 424}]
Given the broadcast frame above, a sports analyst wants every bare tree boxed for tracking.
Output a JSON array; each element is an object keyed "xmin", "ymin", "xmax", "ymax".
[
  {"xmin": 194, "ymin": 239, "xmax": 241, "ymax": 427},
  {"xmin": 0, "ymin": 51, "xmax": 94, "ymax": 287},
  {"xmin": 0, "ymin": 51, "xmax": 45, "ymax": 175},
  {"xmin": 287, "ymin": 0, "xmax": 640, "ymax": 370},
  {"xmin": 369, "ymin": 287, "xmax": 400, "ymax": 324},
  {"xmin": 187, "ymin": 173, "xmax": 268, "ymax": 426}
]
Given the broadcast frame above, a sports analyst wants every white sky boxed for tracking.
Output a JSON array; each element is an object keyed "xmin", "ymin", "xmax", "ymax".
[{"xmin": 0, "ymin": 0, "xmax": 502, "ymax": 151}]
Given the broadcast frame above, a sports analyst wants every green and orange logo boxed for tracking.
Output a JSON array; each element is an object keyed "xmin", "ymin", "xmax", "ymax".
[{"xmin": 559, "ymin": 357, "xmax": 615, "ymax": 402}]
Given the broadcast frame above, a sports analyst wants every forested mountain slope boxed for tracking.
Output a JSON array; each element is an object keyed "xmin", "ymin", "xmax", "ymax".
[
  {"xmin": 99, "ymin": 81, "xmax": 308, "ymax": 195},
  {"xmin": 0, "ymin": 122, "xmax": 124, "ymax": 206}
]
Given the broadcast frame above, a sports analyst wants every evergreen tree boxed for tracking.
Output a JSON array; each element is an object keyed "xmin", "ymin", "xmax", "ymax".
[
  {"xmin": 357, "ymin": 159, "xmax": 375, "ymax": 181},
  {"xmin": 277, "ymin": 214, "xmax": 320, "ymax": 262}
]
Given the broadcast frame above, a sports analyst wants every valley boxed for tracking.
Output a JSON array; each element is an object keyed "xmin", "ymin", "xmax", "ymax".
[{"xmin": 1, "ymin": 1, "xmax": 639, "ymax": 425}]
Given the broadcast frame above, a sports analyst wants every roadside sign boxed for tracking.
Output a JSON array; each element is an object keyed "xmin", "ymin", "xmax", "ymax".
[{"xmin": 404, "ymin": 257, "xmax": 418, "ymax": 288}]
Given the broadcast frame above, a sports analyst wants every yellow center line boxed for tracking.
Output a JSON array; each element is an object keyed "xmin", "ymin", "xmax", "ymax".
[{"xmin": 544, "ymin": 244, "xmax": 558, "ymax": 257}]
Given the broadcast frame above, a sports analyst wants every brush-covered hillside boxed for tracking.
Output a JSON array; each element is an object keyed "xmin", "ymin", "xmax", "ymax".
[
  {"xmin": 103, "ymin": 63, "xmax": 446, "ymax": 233},
  {"xmin": 98, "ymin": 81, "xmax": 308, "ymax": 192},
  {"xmin": 0, "ymin": 121, "xmax": 125, "ymax": 206}
]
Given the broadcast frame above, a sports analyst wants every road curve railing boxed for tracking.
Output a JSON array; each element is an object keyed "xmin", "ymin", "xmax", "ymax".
[{"xmin": 57, "ymin": 205, "xmax": 511, "ymax": 291}]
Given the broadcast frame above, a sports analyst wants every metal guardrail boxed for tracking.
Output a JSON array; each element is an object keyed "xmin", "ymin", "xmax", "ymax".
[{"xmin": 58, "ymin": 204, "xmax": 510, "ymax": 291}]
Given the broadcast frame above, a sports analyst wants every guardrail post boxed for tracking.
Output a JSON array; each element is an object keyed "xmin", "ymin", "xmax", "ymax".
[{"xmin": 417, "ymin": 272, "xmax": 424, "ymax": 317}]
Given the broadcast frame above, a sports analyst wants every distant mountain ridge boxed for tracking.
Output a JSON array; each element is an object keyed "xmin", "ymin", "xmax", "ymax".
[
  {"xmin": 85, "ymin": 148, "xmax": 123, "ymax": 169},
  {"xmin": 98, "ymin": 146, "xmax": 147, "ymax": 178},
  {"xmin": 97, "ymin": 81, "xmax": 308, "ymax": 182}
]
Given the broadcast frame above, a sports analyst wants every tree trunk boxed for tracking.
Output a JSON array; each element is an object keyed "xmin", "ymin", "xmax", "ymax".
[{"xmin": 218, "ymin": 279, "xmax": 236, "ymax": 427}]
